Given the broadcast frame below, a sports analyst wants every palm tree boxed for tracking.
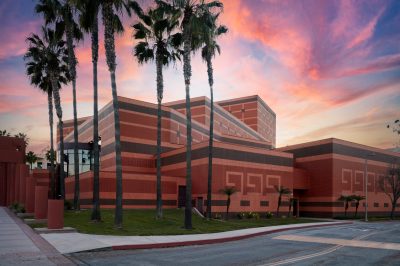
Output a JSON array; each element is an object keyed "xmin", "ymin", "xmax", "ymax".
[
  {"xmin": 101, "ymin": 0, "xmax": 137, "ymax": 229},
  {"xmin": 36, "ymin": 0, "xmax": 83, "ymax": 210},
  {"xmin": 220, "ymin": 186, "xmax": 237, "ymax": 219},
  {"xmin": 0, "ymin": 130, "xmax": 11, "ymax": 137},
  {"xmin": 275, "ymin": 186, "xmax": 291, "ymax": 217},
  {"xmin": 351, "ymin": 195, "xmax": 365, "ymax": 218},
  {"xmin": 25, "ymin": 151, "xmax": 39, "ymax": 170},
  {"xmin": 14, "ymin": 133, "xmax": 30, "ymax": 147},
  {"xmin": 24, "ymin": 26, "xmax": 70, "ymax": 199},
  {"xmin": 74, "ymin": 0, "xmax": 102, "ymax": 222},
  {"xmin": 170, "ymin": 0, "xmax": 223, "ymax": 230},
  {"xmin": 199, "ymin": 15, "xmax": 227, "ymax": 220},
  {"xmin": 338, "ymin": 195, "xmax": 353, "ymax": 217},
  {"xmin": 132, "ymin": 1, "xmax": 182, "ymax": 219},
  {"xmin": 25, "ymin": 73, "xmax": 57, "ymax": 199}
]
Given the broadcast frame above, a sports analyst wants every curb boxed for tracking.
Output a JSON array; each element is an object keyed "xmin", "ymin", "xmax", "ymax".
[{"xmin": 112, "ymin": 221, "xmax": 353, "ymax": 251}]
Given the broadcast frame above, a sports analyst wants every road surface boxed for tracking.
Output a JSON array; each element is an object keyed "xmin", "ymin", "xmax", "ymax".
[{"xmin": 68, "ymin": 221, "xmax": 400, "ymax": 266}]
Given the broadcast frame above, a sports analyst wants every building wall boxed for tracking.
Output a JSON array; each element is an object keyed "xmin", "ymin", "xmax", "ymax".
[
  {"xmin": 217, "ymin": 95, "xmax": 276, "ymax": 147},
  {"xmin": 166, "ymin": 97, "xmax": 269, "ymax": 145},
  {"xmin": 161, "ymin": 141, "xmax": 294, "ymax": 214},
  {"xmin": 0, "ymin": 136, "xmax": 27, "ymax": 206},
  {"xmin": 278, "ymin": 138, "xmax": 400, "ymax": 217}
]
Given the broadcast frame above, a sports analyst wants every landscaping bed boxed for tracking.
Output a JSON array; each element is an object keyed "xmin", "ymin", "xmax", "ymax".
[{"xmin": 34, "ymin": 209, "xmax": 327, "ymax": 236}]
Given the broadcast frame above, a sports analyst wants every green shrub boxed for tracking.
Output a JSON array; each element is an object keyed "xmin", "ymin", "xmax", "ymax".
[
  {"xmin": 245, "ymin": 212, "xmax": 260, "ymax": 219},
  {"xmin": 265, "ymin": 212, "xmax": 274, "ymax": 219},
  {"xmin": 64, "ymin": 200, "xmax": 73, "ymax": 210},
  {"xmin": 214, "ymin": 213, "xmax": 222, "ymax": 220},
  {"xmin": 237, "ymin": 213, "xmax": 246, "ymax": 219},
  {"xmin": 9, "ymin": 202, "xmax": 25, "ymax": 213}
]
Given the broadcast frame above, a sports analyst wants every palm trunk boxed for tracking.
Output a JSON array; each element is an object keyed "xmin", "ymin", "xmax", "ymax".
[
  {"xmin": 102, "ymin": 2, "xmax": 123, "ymax": 229},
  {"xmin": 288, "ymin": 199, "xmax": 292, "ymax": 217},
  {"xmin": 47, "ymin": 90, "xmax": 56, "ymax": 199},
  {"xmin": 183, "ymin": 26, "xmax": 193, "ymax": 230},
  {"xmin": 65, "ymin": 9, "xmax": 80, "ymax": 211},
  {"xmin": 206, "ymin": 55, "xmax": 214, "ymax": 220},
  {"xmin": 51, "ymin": 74, "xmax": 65, "ymax": 199},
  {"xmin": 91, "ymin": 14, "xmax": 101, "ymax": 222},
  {"xmin": 391, "ymin": 202, "xmax": 395, "ymax": 220},
  {"xmin": 276, "ymin": 195, "xmax": 281, "ymax": 216},
  {"xmin": 226, "ymin": 196, "xmax": 230, "ymax": 220},
  {"xmin": 355, "ymin": 202, "xmax": 359, "ymax": 218},
  {"xmin": 156, "ymin": 51, "xmax": 163, "ymax": 219},
  {"xmin": 345, "ymin": 202, "xmax": 348, "ymax": 217}
]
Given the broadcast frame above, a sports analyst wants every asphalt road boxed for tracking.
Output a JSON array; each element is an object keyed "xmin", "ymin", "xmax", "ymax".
[{"xmin": 68, "ymin": 221, "xmax": 400, "ymax": 266}]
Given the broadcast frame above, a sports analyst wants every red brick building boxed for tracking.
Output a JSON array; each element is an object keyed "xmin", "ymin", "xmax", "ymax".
[{"xmin": 58, "ymin": 95, "xmax": 399, "ymax": 217}]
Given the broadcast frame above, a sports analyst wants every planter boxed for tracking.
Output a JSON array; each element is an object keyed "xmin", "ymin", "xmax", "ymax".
[
  {"xmin": 34, "ymin": 186, "xmax": 48, "ymax": 219},
  {"xmin": 47, "ymin": 199, "xmax": 64, "ymax": 229}
]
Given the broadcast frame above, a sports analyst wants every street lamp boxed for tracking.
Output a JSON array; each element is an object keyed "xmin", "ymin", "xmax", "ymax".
[{"xmin": 364, "ymin": 152, "xmax": 375, "ymax": 222}]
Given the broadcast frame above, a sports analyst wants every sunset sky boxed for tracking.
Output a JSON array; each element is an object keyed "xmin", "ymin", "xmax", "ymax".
[{"xmin": 0, "ymin": 0, "xmax": 399, "ymax": 154}]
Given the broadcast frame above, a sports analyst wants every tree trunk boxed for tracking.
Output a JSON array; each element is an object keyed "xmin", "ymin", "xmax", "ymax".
[
  {"xmin": 91, "ymin": 15, "xmax": 101, "ymax": 222},
  {"xmin": 345, "ymin": 201, "xmax": 348, "ymax": 217},
  {"xmin": 206, "ymin": 55, "xmax": 214, "ymax": 220},
  {"xmin": 65, "ymin": 7, "xmax": 80, "ymax": 211},
  {"xmin": 183, "ymin": 25, "xmax": 193, "ymax": 230},
  {"xmin": 102, "ymin": 2, "xmax": 123, "ymax": 229},
  {"xmin": 355, "ymin": 202, "xmax": 359, "ymax": 218},
  {"xmin": 156, "ymin": 51, "xmax": 163, "ymax": 219},
  {"xmin": 47, "ymin": 90, "xmax": 56, "ymax": 199},
  {"xmin": 51, "ymin": 73, "xmax": 64, "ymax": 199},
  {"xmin": 288, "ymin": 199, "xmax": 292, "ymax": 217},
  {"xmin": 276, "ymin": 195, "xmax": 281, "ymax": 216},
  {"xmin": 226, "ymin": 196, "xmax": 230, "ymax": 220},
  {"xmin": 391, "ymin": 202, "xmax": 396, "ymax": 220}
]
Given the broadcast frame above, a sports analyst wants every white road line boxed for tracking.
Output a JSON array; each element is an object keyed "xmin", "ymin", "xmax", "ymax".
[
  {"xmin": 272, "ymin": 234, "xmax": 400, "ymax": 251},
  {"xmin": 259, "ymin": 230, "xmax": 381, "ymax": 266}
]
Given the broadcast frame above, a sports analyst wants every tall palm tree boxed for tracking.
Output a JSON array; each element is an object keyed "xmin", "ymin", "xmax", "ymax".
[
  {"xmin": 351, "ymin": 195, "xmax": 365, "ymax": 218},
  {"xmin": 199, "ymin": 15, "xmax": 227, "ymax": 220},
  {"xmin": 132, "ymin": 1, "xmax": 182, "ymax": 219},
  {"xmin": 170, "ymin": 0, "xmax": 223, "ymax": 230},
  {"xmin": 24, "ymin": 26, "xmax": 71, "ymax": 199},
  {"xmin": 275, "ymin": 185, "xmax": 291, "ymax": 217},
  {"xmin": 36, "ymin": 0, "xmax": 83, "ymax": 210},
  {"xmin": 25, "ymin": 69, "xmax": 58, "ymax": 198},
  {"xmin": 74, "ymin": 0, "xmax": 102, "ymax": 222},
  {"xmin": 220, "ymin": 186, "xmax": 236, "ymax": 220},
  {"xmin": 25, "ymin": 151, "xmax": 39, "ymax": 170},
  {"xmin": 101, "ymin": 0, "xmax": 136, "ymax": 229},
  {"xmin": 338, "ymin": 195, "xmax": 353, "ymax": 217}
]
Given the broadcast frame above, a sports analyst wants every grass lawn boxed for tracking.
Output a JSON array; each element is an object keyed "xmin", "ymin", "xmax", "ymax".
[{"xmin": 44, "ymin": 209, "xmax": 326, "ymax": 236}]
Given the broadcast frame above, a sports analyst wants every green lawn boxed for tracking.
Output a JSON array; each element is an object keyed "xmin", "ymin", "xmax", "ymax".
[{"xmin": 45, "ymin": 209, "xmax": 325, "ymax": 236}]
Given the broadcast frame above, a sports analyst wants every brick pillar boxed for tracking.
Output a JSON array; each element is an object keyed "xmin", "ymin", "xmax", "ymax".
[
  {"xmin": 34, "ymin": 186, "xmax": 48, "ymax": 219},
  {"xmin": 25, "ymin": 176, "xmax": 35, "ymax": 213}
]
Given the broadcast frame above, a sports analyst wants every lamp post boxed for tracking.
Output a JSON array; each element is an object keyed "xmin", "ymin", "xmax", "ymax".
[{"xmin": 364, "ymin": 152, "xmax": 375, "ymax": 222}]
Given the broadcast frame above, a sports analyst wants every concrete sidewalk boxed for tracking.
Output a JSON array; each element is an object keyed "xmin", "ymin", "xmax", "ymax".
[
  {"xmin": 41, "ymin": 221, "xmax": 351, "ymax": 254},
  {"xmin": 0, "ymin": 207, "xmax": 73, "ymax": 266}
]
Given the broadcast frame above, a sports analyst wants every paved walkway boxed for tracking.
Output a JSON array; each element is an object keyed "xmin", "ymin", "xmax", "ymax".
[
  {"xmin": 41, "ymin": 221, "xmax": 350, "ymax": 254},
  {"xmin": 0, "ymin": 207, "xmax": 73, "ymax": 265}
]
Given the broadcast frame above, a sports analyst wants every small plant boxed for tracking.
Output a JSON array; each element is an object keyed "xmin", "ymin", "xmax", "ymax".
[
  {"xmin": 265, "ymin": 211, "xmax": 274, "ymax": 219},
  {"xmin": 237, "ymin": 213, "xmax": 246, "ymax": 219},
  {"xmin": 214, "ymin": 213, "xmax": 222, "ymax": 220},
  {"xmin": 64, "ymin": 200, "xmax": 73, "ymax": 210},
  {"xmin": 9, "ymin": 202, "xmax": 25, "ymax": 213},
  {"xmin": 244, "ymin": 212, "xmax": 260, "ymax": 219}
]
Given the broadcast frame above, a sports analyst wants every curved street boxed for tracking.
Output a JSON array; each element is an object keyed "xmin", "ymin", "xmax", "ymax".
[{"xmin": 69, "ymin": 221, "xmax": 400, "ymax": 265}]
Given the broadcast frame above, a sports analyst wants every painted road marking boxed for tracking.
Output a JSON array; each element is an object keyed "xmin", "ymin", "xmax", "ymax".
[
  {"xmin": 273, "ymin": 234, "xmax": 400, "ymax": 251},
  {"xmin": 259, "ymin": 231, "xmax": 378, "ymax": 266}
]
